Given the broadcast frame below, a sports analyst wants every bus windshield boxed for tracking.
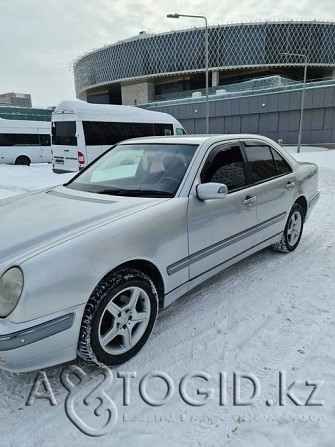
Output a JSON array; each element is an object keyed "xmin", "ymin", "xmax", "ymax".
[{"xmin": 66, "ymin": 143, "xmax": 197, "ymax": 197}]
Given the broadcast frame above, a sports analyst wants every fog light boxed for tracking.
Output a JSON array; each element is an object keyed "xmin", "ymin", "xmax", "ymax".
[{"xmin": 0, "ymin": 357, "xmax": 7, "ymax": 363}]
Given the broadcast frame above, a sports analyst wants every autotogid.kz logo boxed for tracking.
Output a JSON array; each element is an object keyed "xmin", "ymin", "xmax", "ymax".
[
  {"xmin": 26, "ymin": 366, "xmax": 325, "ymax": 437},
  {"xmin": 27, "ymin": 365, "xmax": 118, "ymax": 437},
  {"xmin": 61, "ymin": 365, "xmax": 118, "ymax": 436}
]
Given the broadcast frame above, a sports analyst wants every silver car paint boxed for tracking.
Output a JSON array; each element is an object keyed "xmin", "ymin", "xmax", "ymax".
[{"xmin": 0, "ymin": 134, "xmax": 319, "ymax": 372}]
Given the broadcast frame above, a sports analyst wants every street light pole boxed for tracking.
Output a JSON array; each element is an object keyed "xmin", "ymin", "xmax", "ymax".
[
  {"xmin": 204, "ymin": 17, "xmax": 209, "ymax": 135},
  {"xmin": 281, "ymin": 52, "xmax": 308, "ymax": 153},
  {"xmin": 167, "ymin": 13, "xmax": 209, "ymax": 134},
  {"xmin": 297, "ymin": 58, "xmax": 308, "ymax": 154}
]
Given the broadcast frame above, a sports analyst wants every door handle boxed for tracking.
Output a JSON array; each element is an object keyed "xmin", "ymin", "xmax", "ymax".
[
  {"xmin": 243, "ymin": 195, "xmax": 256, "ymax": 206},
  {"xmin": 64, "ymin": 149, "xmax": 70, "ymax": 152},
  {"xmin": 286, "ymin": 181, "xmax": 296, "ymax": 190}
]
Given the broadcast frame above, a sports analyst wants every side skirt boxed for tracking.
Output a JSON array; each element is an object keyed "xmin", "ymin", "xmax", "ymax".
[{"xmin": 163, "ymin": 232, "xmax": 282, "ymax": 308}]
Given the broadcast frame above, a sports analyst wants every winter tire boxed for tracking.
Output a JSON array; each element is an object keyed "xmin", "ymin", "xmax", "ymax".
[
  {"xmin": 272, "ymin": 203, "xmax": 304, "ymax": 253},
  {"xmin": 78, "ymin": 268, "xmax": 158, "ymax": 366}
]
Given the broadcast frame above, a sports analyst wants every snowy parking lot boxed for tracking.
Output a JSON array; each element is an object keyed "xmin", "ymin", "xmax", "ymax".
[{"xmin": 0, "ymin": 147, "xmax": 335, "ymax": 446}]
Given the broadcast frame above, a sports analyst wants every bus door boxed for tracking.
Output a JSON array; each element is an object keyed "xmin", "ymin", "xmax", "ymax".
[
  {"xmin": 52, "ymin": 120, "xmax": 79, "ymax": 171},
  {"xmin": 38, "ymin": 129, "xmax": 52, "ymax": 163}
]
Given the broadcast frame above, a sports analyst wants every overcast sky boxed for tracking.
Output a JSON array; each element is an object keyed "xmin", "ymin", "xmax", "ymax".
[{"xmin": 0, "ymin": 0, "xmax": 334, "ymax": 108}]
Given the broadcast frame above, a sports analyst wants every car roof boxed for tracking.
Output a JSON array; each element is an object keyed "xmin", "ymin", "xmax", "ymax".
[
  {"xmin": 116, "ymin": 133, "xmax": 299, "ymax": 169},
  {"xmin": 118, "ymin": 134, "xmax": 274, "ymax": 146}
]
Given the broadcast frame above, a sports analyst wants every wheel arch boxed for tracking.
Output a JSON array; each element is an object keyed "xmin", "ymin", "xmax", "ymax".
[
  {"xmin": 15, "ymin": 155, "xmax": 31, "ymax": 165},
  {"xmin": 101, "ymin": 259, "xmax": 165, "ymax": 308},
  {"xmin": 295, "ymin": 195, "xmax": 308, "ymax": 221}
]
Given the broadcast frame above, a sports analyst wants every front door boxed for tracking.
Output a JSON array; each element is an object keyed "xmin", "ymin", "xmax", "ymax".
[{"xmin": 187, "ymin": 142, "xmax": 257, "ymax": 279}]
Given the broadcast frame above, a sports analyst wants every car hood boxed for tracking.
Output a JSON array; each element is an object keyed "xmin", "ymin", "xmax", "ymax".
[{"xmin": 0, "ymin": 185, "xmax": 167, "ymax": 265}]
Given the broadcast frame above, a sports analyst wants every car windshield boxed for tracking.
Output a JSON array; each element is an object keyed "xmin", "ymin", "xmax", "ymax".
[{"xmin": 66, "ymin": 143, "xmax": 198, "ymax": 197}]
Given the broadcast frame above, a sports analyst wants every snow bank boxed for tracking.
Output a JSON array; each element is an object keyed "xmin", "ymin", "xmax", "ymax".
[{"xmin": 0, "ymin": 164, "xmax": 74, "ymax": 200}]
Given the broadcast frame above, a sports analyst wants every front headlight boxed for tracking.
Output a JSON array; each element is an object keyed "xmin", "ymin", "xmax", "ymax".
[{"xmin": 0, "ymin": 267, "xmax": 24, "ymax": 317}]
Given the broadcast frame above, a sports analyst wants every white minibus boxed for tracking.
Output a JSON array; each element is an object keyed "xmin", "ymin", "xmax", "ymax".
[
  {"xmin": 0, "ymin": 119, "xmax": 51, "ymax": 165},
  {"xmin": 51, "ymin": 100, "xmax": 186, "ymax": 173}
]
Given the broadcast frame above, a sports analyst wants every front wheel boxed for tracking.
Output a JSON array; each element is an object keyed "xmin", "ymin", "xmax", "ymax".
[
  {"xmin": 272, "ymin": 203, "xmax": 304, "ymax": 253},
  {"xmin": 78, "ymin": 268, "xmax": 158, "ymax": 366}
]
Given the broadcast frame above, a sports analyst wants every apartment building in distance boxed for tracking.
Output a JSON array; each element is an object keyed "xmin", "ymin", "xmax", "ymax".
[{"xmin": 0, "ymin": 92, "xmax": 32, "ymax": 108}]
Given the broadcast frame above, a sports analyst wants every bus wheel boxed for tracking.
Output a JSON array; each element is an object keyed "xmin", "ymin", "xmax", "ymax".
[{"xmin": 15, "ymin": 156, "xmax": 31, "ymax": 166}]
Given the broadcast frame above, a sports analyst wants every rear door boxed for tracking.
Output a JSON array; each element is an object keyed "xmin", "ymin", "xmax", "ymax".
[
  {"xmin": 38, "ymin": 130, "xmax": 51, "ymax": 163},
  {"xmin": 52, "ymin": 119, "xmax": 78, "ymax": 171},
  {"xmin": 241, "ymin": 140, "xmax": 297, "ymax": 245}
]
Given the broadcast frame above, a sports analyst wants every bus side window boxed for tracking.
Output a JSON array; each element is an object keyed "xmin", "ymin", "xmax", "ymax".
[
  {"xmin": 176, "ymin": 128, "xmax": 186, "ymax": 135},
  {"xmin": 39, "ymin": 135, "xmax": 51, "ymax": 146},
  {"xmin": 154, "ymin": 123, "xmax": 173, "ymax": 136},
  {"xmin": 11, "ymin": 134, "xmax": 40, "ymax": 145},
  {"xmin": 127, "ymin": 123, "xmax": 154, "ymax": 139},
  {"xmin": 83, "ymin": 121, "xmax": 127, "ymax": 146},
  {"xmin": 0, "ymin": 134, "xmax": 12, "ymax": 146}
]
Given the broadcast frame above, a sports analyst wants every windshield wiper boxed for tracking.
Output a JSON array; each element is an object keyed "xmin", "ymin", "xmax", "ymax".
[{"xmin": 93, "ymin": 188, "xmax": 174, "ymax": 197}]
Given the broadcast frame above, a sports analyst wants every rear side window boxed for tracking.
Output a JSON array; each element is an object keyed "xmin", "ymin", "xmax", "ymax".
[
  {"xmin": 127, "ymin": 123, "xmax": 154, "ymax": 138},
  {"xmin": 271, "ymin": 149, "xmax": 292, "ymax": 175},
  {"xmin": 83, "ymin": 121, "xmax": 127, "ymax": 145},
  {"xmin": 52, "ymin": 121, "xmax": 77, "ymax": 146},
  {"xmin": 244, "ymin": 144, "xmax": 277, "ymax": 183},
  {"xmin": 201, "ymin": 145, "xmax": 247, "ymax": 192},
  {"xmin": 39, "ymin": 134, "xmax": 51, "ymax": 146},
  {"xmin": 0, "ymin": 134, "xmax": 12, "ymax": 146},
  {"xmin": 154, "ymin": 123, "xmax": 173, "ymax": 136},
  {"xmin": 0, "ymin": 133, "xmax": 40, "ymax": 146},
  {"xmin": 83, "ymin": 122, "xmax": 174, "ymax": 144}
]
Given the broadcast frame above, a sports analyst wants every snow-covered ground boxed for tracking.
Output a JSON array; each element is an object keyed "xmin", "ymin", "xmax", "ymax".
[
  {"xmin": 0, "ymin": 164, "xmax": 74, "ymax": 200},
  {"xmin": 0, "ymin": 148, "xmax": 335, "ymax": 447}
]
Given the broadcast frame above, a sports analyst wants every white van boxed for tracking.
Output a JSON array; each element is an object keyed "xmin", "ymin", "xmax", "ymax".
[
  {"xmin": 52, "ymin": 100, "xmax": 186, "ymax": 173},
  {"xmin": 0, "ymin": 119, "xmax": 51, "ymax": 165}
]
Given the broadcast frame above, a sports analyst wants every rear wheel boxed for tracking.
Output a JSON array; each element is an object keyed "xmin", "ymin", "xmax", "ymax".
[
  {"xmin": 78, "ymin": 268, "xmax": 158, "ymax": 366},
  {"xmin": 15, "ymin": 156, "xmax": 31, "ymax": 166},
  {"xmin": 272, "ymin": 203, "xmax": 304, "ymax": 253}
]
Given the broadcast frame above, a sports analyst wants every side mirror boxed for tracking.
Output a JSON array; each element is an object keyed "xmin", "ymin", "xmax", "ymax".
[{"xmin": 196, "ymin": 183, "xmax": 228, "ymax": 201}]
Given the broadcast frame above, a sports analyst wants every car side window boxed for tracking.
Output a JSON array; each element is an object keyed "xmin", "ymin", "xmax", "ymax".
[
  {"xmin": 201, "ymin": 145, "xmax": 247, "ymax": 192},
  {"xmin": 243, "ymin": 143, "xmax": 277, "ymax": 184},
  {"xmin": 271, "ymin": 148, "xmax": 292, "ymax": 175}
]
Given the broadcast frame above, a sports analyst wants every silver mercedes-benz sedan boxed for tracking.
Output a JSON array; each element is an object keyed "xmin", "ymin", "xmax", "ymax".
[{"xmin": 0, "ymin": 135, "xmax": 319, "ymax": 372}]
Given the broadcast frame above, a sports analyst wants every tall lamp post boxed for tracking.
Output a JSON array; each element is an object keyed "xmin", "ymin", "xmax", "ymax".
[
  {"xmin": 281, "ymin": 52, "xmax": 308, "ymax": 153},
  {"xmin": 167, "ymin": 13, "xmax": 209, "ymax": 134}
]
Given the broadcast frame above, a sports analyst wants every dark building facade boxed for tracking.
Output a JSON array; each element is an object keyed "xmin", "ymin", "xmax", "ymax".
[{"xmin": 143, "ymin": 82, "xmax": 335, "ymax": 146}]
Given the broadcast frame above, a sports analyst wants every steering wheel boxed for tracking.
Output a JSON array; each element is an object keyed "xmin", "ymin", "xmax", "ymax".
[{"xmin": 159, "ymin": 176, "xmax": 180, "ymax": 190}]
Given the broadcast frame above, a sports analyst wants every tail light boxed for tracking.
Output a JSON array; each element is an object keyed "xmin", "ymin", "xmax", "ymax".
[{"xmin": 78, "ymin": 151, "xmax": 85, "ymax": 165}]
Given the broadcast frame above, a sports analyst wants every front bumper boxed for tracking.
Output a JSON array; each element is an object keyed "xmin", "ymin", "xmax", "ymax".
[
  {"xmin": 52, "ymin": 167, "xmax": 76, "ymax": 174},
  {"xmin": 0, "ymin": 303, "xmax": 85, "ymax": 372}
]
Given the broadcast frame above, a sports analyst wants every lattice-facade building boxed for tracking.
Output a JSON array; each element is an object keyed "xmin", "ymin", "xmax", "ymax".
[{"xmin": 73, "ymin": 21, "xmax": 335, "ymax": 106}]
